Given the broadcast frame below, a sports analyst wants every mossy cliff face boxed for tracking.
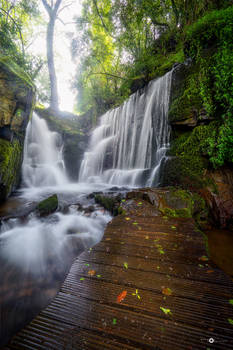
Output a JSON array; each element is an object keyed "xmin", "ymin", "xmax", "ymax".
[
  {"xmin": 35, "ymin": 107, "xmax": 91, "ymax": 181},
  {"xmin": 0, "ymin": 56, "xmax": 35, "ymax": 202},
  {"xmin": 155, "ymin": 8, "xmax": 233, "ymax": 230}
]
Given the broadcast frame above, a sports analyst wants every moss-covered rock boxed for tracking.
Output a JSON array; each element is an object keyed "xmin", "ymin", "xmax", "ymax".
[
  {"xmin": 94, "ymin": 194, "xmax": 121, "ymax": 216},
  {"xmin": 37, "ymin": 194, "xmax": 58, "ymax": 216},
  {"xmin": 163, "ymin": 57, "xmax": 222, "ymax": 190},
  {"xmin": 158, "ymin": 189, "xmax": 209, "ymax": 228},
  {"xmin": 0, "ymin": 56, "xmax": 35, "ymax": 202}
]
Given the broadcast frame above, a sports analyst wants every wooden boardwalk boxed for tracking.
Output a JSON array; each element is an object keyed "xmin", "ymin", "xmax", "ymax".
[{"xmin": 4, "ymin": 197, "xmax": 233, "ymax": 350}]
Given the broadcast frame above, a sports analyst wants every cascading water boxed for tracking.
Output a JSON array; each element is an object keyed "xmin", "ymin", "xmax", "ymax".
[
  {"xmin": 0, "ymin": 113, "xmax": 111, "ymax": 346},
  {"xmin": 22, "ymin": 113, "xmax": 68, "ymax": 187},
  {"xmin": 79, "ymin": 70, "xmax": 172, "ymax": 187},
  {"xmin": 0, "ymin": 69, "xmax": 172, "ymax": 345}
]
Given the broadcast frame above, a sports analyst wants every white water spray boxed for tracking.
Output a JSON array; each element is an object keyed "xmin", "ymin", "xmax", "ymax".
[
  {"xmin": 79, "ymin": 70, "xmax": 172, "ymax": 187},
  {"xmin": 22, "ymin": 113, "xmax": 68, "ymax": 187}
]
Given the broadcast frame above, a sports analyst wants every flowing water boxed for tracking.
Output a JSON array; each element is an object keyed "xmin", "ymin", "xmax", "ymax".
[
  {"xmin": 79, "ymin": 71, "xmax": 172, "ymax": 187},
  {"xmin": 0, "ymin": 71, "xmax": 173, "ymax": 345},
  {"xmin": 0, "ymin": 114, "xmax": 112, "ymax": 345}
]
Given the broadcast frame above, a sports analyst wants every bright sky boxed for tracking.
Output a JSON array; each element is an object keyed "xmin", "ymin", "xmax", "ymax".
[{"xmin": 29, "ymin": 0, "xmax": 83, "ymax": 112}]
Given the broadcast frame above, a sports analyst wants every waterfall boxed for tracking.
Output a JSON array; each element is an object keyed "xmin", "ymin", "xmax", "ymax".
[
  {"xmin": 79, "ymin": 70, "xmax": 172, "ymax": 187},
  {"xmin": 22, "ymin": 113, "xmax": 68, "ymax": 187}
]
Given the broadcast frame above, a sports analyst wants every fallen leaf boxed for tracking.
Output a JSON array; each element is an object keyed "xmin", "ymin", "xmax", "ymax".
[
  {"xmin": 145, "ymin": 235, "xmax": 149, "ymax": 239},
  {"xmin": 157, "ymin": 266, "xmax": 160, "ymax": 270},
  {"xmin": 80, "ymin": 277, "xmax": 85, "ymax": 281},
  {"xmin": 117, "ymin": 290, "xmax": 127, "ymax": 303},
  {"xmin": 162, "ymin": 287, "xmax": 172, "ymax": 296},
  {"xmin": 158, "ymin": 248, "xmax": 165, "ymax": 254},
  {"xmin": 160, "ymin": 307, "xmax": 172, "ymax": 315},
  {"xmin": 113, "ymin": 318, "xmax": 117, "ymax": 325},
  {"xmin": 207, "ymin": 270, "xmax": 214, "ymax": 274},
  {"xmin": 123, "ymin": 262, "xmax": 128, "ymax": 269},
  {"xmin": 132, "ymin": 289, "xmax": 141, "ymax": 299},
  {"xmin": 85, "ymin": 263, "xmax": 90, "ymax": 267},
  {"xmin": 121, "ymin": 199, "xmax": 126, "ymax": 202},
  {"xmin": 199, "ymin": 255, "xmax": 209, "ymax": 262},
  {"xmin": 171, "ymin": 225, "xmax": 176, "ymax": 230},
  {"xmin": 97, "ymin": 274, "xmax": 101, "ymax": 278},
  {"xmin": 198, "ymin": 264, "xmax": 204, "ymax": 268},
  {"xmin": 88, "ymin": 270, "xmax": 96, "ymax": 276},
  {"xmin": 138, "ymin": 202, "xmax": 142, "ymax": 205},
  {"xmin": 125, "ymin": 217, "xmax": 130, "ymax": 221},
  {"xmin": 133, "ymin": 222, "xmax": 138, "ymax": 225},
  {"xmin": 229, "ymin": 299, "xmax": 233, "ymax": 306},
  {"xmin": 228, "ymin": 318, "xmax": 233, "ymax": 325}
]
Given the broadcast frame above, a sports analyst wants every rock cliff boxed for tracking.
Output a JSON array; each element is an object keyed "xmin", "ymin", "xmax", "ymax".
[{"xmin": 0, "ymin": 56, "xmax": 35, "ymax": 202}]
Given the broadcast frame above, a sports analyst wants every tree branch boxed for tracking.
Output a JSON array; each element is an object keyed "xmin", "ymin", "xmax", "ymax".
[
  {"xmin": 57, "ymin": 1, "xmax": 74, "ymax": 15},
  {"xmin": 92, "ymin": 0, "xmax": 115, "ymax": 39},
  {"xmin": 171, "ymin": 0, "xmax": 179, "ymax": 25},
  {"xmin": 54, "ymin": 0, "xmax": 63, "ymax": 14},
  {"xmin": 0, "ymin": 8, "xmax": 25, "ymax": 56},
  {"xmin": 41, "ymin": 0, "xmax": 52, "ymax": 14},
  {"xmin": 87, "ymin": 72, "xmax": 128, "ymax": 80},
  {"xmin": 57, "ymin": 17, "xmax": 76, "ymax": 25}
]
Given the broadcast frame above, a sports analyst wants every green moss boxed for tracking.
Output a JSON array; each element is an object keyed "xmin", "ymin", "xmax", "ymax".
[
  {"xmin": 35, "ymin": 107, "xmax": 83, "ymax": 137},
  {"xmin": 0, "ymin": 138, "xmax": 22, "ymax": 200},
  {"xmin": 0, "ymin": 55, "xmax": 33, "ymax": 88},
  {"xmin": 169, "ymin": 69, "xmax": 202, "ymax": 123},
  {"xmin": 172, "ymin": 123, "xmax": 219, "ymax": 157},
  {"xmin": 37, "ymin": 194, "xmax": 58, "ymax": 216},
  {"xmin": 154, "ymin": 49, "xmax": 185, "ymax": 79},
  {"xmin": 184, "ymin": 6, "xmax": 233, "ymax": 167},
  {"xmin": 159, "ymin": 189, "xmax": 209, "ymax": 225},
  {"xmin": 161, "ymin": 207, "xmax": 192, "ymax": 218},
  {"xmin": 94, "ymin": 194, "xmax": 119, "ymax": 216},
  {"xmin": 118, "ymin": 206, "xmax": 126, "ymax": 215}
]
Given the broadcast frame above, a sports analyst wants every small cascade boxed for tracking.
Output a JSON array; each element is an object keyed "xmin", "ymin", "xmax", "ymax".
[
  {"xmin": 22, "ymin": 113, "xmax": 68, "ymax": 187},
  {"xmin": 79, "ymin": 70, "xmax": 172, "ymax": 187}
]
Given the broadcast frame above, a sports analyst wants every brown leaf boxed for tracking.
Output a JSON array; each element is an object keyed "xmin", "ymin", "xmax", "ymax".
[
  {"xmin": 117, "ymin": 290, "xmax": 127, "ymax": 303},
  {"xmin": 88, "ymin": 270, "xmax": 96, "ymax": 276},
  {"xmin": 162, "ymin": 287, "xmax": 172, "ymax": 296}
]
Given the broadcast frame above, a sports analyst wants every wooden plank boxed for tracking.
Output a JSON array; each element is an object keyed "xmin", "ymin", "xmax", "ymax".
[{"xmin": 4, "ymin": 197, "xmax": 233, "ymax": 350}]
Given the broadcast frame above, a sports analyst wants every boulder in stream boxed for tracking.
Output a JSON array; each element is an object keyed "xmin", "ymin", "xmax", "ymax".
[{"xmin": 37, "ymin": 194, "xmax": 58, "ymax": 216}]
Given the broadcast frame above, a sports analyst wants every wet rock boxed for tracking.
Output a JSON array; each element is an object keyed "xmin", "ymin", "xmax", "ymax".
[
  {"xmin": 200, "ymin": 168, "xmax": 233, "ymax": 229},
  {"xmin": 94, "ymin": 193, "xmax": 123, "ymax": 215},
  {"xmin": 37, "ymin": 195, "xmax": 58, "ymax": 217},
  {"xmin": 0, "ymin": 57, "xmax": 35, "ymax": 202},
  {"xmin": 126, "ymin": 188, "xmax": 209, "ymax": 228}
]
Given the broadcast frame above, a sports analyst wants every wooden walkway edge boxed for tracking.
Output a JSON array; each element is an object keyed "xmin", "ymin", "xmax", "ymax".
[{"xmin": 4, "ymin": 197, "xmax": 233, "ymax": 350}]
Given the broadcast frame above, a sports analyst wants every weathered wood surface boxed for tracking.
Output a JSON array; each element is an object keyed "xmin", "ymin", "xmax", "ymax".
[{"xmin": 4, "ymin": 198, "xmax": 233, "ymax": 350}]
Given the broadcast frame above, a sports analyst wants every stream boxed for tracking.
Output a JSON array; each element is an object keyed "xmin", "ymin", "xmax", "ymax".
[{"xmin": 0, "ymin": 71, "xmax": 172, "ymax": 345}]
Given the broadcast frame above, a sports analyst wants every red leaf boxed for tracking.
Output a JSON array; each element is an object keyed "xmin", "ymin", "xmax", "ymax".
[{"xmin": 117, "ymin": 290, "xmax": 127, "ymax": 303}]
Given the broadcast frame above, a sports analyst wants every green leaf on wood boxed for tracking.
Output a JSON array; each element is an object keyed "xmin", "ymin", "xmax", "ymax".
[{"xmin": 160, "ymin": 307, "xmax": 172, "ymax": 315}]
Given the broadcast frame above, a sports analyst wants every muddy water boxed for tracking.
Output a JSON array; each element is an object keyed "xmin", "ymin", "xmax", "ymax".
[{"xmin": 206, "ymin": 229, "xmax": 233, "ymax": 277}]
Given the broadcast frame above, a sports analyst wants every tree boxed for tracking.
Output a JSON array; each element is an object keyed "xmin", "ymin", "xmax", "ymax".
[
  {"xmin": 0, "ymin": 0, "xmax": 39, "ymax": 62},
  {"xmin": 41, "ymin": 0, "xmax": 63, "ymax": 110}
]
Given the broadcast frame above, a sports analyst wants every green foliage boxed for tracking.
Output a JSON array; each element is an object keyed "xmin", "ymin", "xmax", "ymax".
[
  {"xmin": 185, "ymin": 6, "xmax": 233, "ymax": 167},
  {"xmin": 0, "ymin": 0, "xmax": 41, "ymax": 77}
]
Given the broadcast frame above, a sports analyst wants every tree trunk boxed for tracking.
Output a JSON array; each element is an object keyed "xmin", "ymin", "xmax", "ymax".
[
  {"xmin": 47, "ymin": 15, "xmax": 59, "ymax": 110},
  {"xmin": 42, "ymin": 0, "xmax": 62, "ymax": 111}
]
